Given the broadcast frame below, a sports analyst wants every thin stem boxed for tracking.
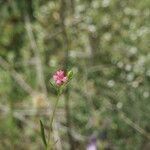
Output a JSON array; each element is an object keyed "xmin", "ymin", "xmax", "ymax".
[{"xmin": 47, "ymin": 93, "xmax": 60, "ymax": 149}]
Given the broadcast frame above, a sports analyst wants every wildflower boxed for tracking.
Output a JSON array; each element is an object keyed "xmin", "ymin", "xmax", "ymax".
[
  {"xmin": 53, "ymin": 70, "xmax": 68, "ymax": 85},
  {"xmin": 86, "ymin": 135, "xmax": 97, "ymax": 150},
  {"xmin": 86, "ymin": 143, "xmax": 97, "ymax": 150}
]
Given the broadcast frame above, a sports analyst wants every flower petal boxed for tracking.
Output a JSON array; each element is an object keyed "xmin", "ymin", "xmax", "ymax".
[
  {"xmin": 62, "ymin": 76, "xmax": 68, "ymax": 82},
  {"xmin": 53, "ymin": 75, "xmax": 58, "ymax": 81}
]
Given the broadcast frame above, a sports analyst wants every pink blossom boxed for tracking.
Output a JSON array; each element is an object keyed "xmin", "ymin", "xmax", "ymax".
[{"xmin": 53, "ymin": 70, "xmax": 68, "ymax": 85}]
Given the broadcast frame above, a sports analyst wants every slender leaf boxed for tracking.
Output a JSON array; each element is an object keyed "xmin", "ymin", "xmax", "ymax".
[
  {"xmin": 40, "ymin": 120, "xmax": 47, "ymax": 148},
  {"xmin": 49, "ymin": 81, "xmax": 58, "ymax": 92}
]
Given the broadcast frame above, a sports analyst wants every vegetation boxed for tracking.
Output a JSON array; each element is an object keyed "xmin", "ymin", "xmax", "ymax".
[{"xmin": 0, "ymin": 0, "xmax": 150, "ymax": 149}]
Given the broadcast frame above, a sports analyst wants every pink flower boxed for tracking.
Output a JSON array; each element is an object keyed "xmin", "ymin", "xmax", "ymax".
[{"xmin": 53, "ymin": 70, "xmax": 68, "ymax": 85}]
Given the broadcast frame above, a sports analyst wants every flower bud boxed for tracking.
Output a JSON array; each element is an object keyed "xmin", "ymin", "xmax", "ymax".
[{"xmin": 67, "ymin": 70, "xmax": 73, "ymax": 80}]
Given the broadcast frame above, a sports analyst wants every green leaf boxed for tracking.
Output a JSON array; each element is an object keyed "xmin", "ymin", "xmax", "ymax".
[
  {"xmin": 40, "ymin": 120, "xmax": 47, "ymax": 148},
  {"xmin": 49, "ymin": 81, "xmax": 58, "ymax": 92}
]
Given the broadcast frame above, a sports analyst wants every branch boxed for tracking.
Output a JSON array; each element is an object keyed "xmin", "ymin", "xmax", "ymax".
[
  {"xmin": 25, "ymin": 15, "xmax": 48, "ymax": 100},
  {"xmin": 0, "ymin": 57, "xmax": 33, "ymax": 95}
]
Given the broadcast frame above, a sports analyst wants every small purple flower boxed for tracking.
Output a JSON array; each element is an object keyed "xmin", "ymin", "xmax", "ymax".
[
  {"xmin": 86, "ymin": 143, "xmax": 97, "ymax": 150},
  {"xmin": 86, "ymin": 135, "xmax": 97, "ymax": 150}
]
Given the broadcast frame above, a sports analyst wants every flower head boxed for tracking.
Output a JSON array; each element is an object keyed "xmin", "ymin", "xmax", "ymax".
[
  {"xmin": 86, "ymin": 134, "xmax": 97, "ymax": 150},
  {"xmin": 53, "ymin": 70, "xmax": 68, "ymax": 86},
  {"xmin": 86, "ymin": 144, "xmax": 97, "ymax": 150}
]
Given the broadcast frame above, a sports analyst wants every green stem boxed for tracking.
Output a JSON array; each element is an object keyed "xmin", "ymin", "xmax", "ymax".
[{"xmin": 47, "ymin": 93, "xmax": 60, "ymax": 149}]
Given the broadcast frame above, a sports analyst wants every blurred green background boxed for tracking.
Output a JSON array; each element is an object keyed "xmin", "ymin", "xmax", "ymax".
[{"xmin": 0, "ymin": 0, "xmax": 150, "ymax": 149}]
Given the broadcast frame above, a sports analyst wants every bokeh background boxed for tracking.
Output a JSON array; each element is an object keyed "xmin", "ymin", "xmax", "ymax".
[{"xmin": 0, "ymin": 0, "xmax": 150, "ymax": 149}]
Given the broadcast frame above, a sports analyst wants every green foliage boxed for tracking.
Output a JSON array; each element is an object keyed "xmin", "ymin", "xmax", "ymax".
[{"xmin": 0, "ymin": 0, "xmax": 150, "ymax": 149}]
